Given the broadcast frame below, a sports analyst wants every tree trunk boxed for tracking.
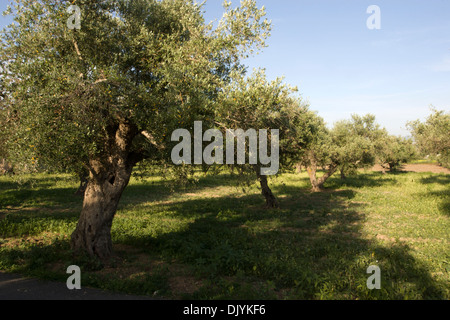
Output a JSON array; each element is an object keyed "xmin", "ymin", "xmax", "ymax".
[
  {"xmin": 306, "ymin": 165, "xmax": 321, "ymax": 192},
  {"xmin": 340, "ymin": 165, "xmax": 347, "ymax": 180},
  {"xmin": 305, "ymin": 151, "xmax": 321, "ymax": 192},
  {"xmin": 255, "ymin": 168, "xmax": 278, "ymax": 208},
  {"xmin": 388, "ymin": 162, "xmax": 400, "ymax": 172},
  {"xmin": 318, "ymin": 165, "xmax": 338, "ymax": 189},
  {"xmin": 70, "ymin": 167, "xmax": 132, "ymax": 260},
  {"xmin": 70, "ymin": 122, "xmax": 140, "ymax": 260},
  {"xmin": 305, "ymin": 151, "xmax": 338, "ymax": 192},
  {"xmin": 74, "ymin": 173, "xmax": 89, "ymax": 196}
]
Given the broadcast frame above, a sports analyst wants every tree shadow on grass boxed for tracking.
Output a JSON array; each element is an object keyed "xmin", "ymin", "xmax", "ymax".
[
  {"xmin": 413, "ymin": 189, "xmax": 450, "ymax": 217},
  {"xmin": 325, "ymin": 172, "xmax": 401, "ymax": 190},
  {"xmin": 119, "ymin": 180, "xmax": 179, "ymax": 207},
  {"xmin": 0, "ymin": 184, "xmax": 83, "ymax": 240},
  {"xmin": 119, "ymin": 172, "xmax": 247, "ymax": 211},
  {"xmin": 0, "ymin": 174, "xmax": 82, "ymax": 209},
  {"xmin": 415, "ymin": 174, "xmax": 450, "ymax": 217},
  {"xmin": 116, "ymin": 187, "xmax": 447, "ymax": 300},
  {"xmin": 371, "ymin": 243, "xmax": 446, "ymax": 299},
  {"xmin": 0, "ymin": 178, "xmax": 22, "ymax": 192},
  {"xmin": 0, "ymin": 187, "xmax": 80, "ymax": 209},
  {"xmin": 419, "ymin": 174, "xmax": 450, "ymax": 186},
  {"xmin": 278, "ymin": 171, "xmax": 402, "ymax": 192},
  {"xmin": 1, "ymin": 173, "xmax": 447, "ymax": 300},
  {"xmin": 0, "ymin": 176, "xmax": 180, "ymax": 217}
]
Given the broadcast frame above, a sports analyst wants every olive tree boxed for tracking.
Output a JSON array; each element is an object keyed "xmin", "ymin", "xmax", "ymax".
[
  {"xmin": 332, "ymin": 114, "xmax": 384, "ymax": 179},
  {"xmin": 408, "ymin": 109, "xmax": 450, "ymax": 169},
  {"xmin": 376, "ymin": 135, "xmax": 416, "ymax": 172},
  {"xmin": 297, "ymin": 114, "xmax": 383, "ymax": 192},
  {"xmin": 0, "ymin": 0, "xmax": 271, "ymax": 259},
  {"xmin": 286, "ymin": 109, "xmax": 330, "ymax": 192},
  {"xmin": 215, "ymin": 69, "xmax": 307, "ymax": 208}
]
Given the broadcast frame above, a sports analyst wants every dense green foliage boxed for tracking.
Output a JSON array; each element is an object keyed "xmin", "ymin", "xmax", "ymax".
[
  {"xmin": 0, "ymin": 0, "xmax": 276, "ymax": 258},
  {"xmin": 408, "ymin": 109, "xmax": 450, "ymax": 169},
  {"xmin": 0, "ymin": 0, "xmax": 271, "ymax": 175},
  {"xmin": 294, "ymin": 114, "xmax": 386, "ymax": 191},
  {"xmin": 377, "ymin": 135, "xmax": 416, "ymax": 172},
  {"xmin": 0, "ymin": 1, "xmax": 448, "ymax": 300},
  {"xmin": 331, "ymin": 114, "xmax": 385, "ymax": 176}
]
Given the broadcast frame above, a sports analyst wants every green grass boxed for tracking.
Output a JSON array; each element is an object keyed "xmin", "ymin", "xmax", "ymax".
[
  {"xmin": 0, "ymin": 170, "xmax": 448, "ymax": 300},
  {"xmin": 407, "ymin": 159, "xmax": 439, "ymax": 165}
]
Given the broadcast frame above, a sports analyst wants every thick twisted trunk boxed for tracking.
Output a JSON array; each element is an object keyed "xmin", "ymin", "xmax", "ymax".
[
  {"xmin": 305, "ymin": 151, "xmax": 338, "ymax": 192},
  {"xmin": 70, "ymin": 166, "xmax": 132, "ymax": 260},
  {"xmin": 70, "ymin": 122, "xmax": 140, "ymax": 260},
  {"xmin": 307, "ymin": 166, "xmax": 321, "ymax": 192}
]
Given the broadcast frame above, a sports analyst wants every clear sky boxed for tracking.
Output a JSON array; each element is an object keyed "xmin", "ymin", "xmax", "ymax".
[
  {"xmin": 1, "ymin": 0, "xmax": 449, "ymax": 136},
  {"xmin": 203, "ymin": 0, "xmax": 450, "ymax": 135}
]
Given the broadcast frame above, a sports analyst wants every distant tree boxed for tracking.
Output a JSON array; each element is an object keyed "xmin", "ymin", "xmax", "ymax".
[
  {"xmin": 292, "ymin": 111, "xmax": 333, "ymax": 192},
  {"xmin": 332, "ymin": 114, "xmax": 384, "ymax": 180},
  {"xmin": 216, "ymin": 69, "xmax": 307, "ymax": 208},
  {"xmin": 407, "ymin": 109, "xmax": 450, "ymax": 169},
  {"xmin": 297, "ymin": 114, "xmax": 384, "ymax": 192},
  {"xmin": 1, "ymin": 0, "xmax": 271, "ymax": 259},
  {"xmin": 377, "ymin": 135, "xmax": 416, "ymax": 172}
]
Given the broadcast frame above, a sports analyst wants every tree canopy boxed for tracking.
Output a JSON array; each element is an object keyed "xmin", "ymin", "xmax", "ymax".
[
  {"xmin": 215, "ymin": 68, "xmax": 309, "ymax": 207},
  {"xmin": 0, "ymin": 0, "xmax": 272, "ymax": 259},
  {"xmin": 376, "ymin": 134, "xmax": 416, "ymax": 172},
  {"xmin": 296, "ymin": 113, "xmax": 385, "ymax": 191},
  {"xmin": 408, "ymin": 109, "xmax": 450, "ymax": 169},
  {"xmin": 1, "ymin": 0, "xmax": 446, "ymax": 261},
  {"xmin": 1, "ymin": 0, "xmax": 271, "ymax": 174}
]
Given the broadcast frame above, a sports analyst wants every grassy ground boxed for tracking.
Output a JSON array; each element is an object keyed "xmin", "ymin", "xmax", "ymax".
[{"xmin": 0, "ymin": 169, "xmax": 448, "ymax": 300}]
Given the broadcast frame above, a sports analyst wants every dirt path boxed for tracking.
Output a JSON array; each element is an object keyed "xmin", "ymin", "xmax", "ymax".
[
  {"xmin": 0, "ymin": 272, "xmax": 153, "ymax": 300},
  {"xmin": 371, "ymin": 164, "xmax": 450, "ymax": 174}
]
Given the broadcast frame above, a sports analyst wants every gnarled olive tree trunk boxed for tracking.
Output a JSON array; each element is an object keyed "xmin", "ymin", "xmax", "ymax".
[
  {"xmin": 305, "ymin": 151, "xmax": 338, "ymax": 192},
  {"xmin": 70, "ymin": 165, "xmax": 133, "ymax": 260},
  {"xmin": 255, "ymin": 168, "xmax": 278, "ymax": 208},
  {"xmin": 71, "ymin": 122, "xmax": 141, "ymax": 260}
]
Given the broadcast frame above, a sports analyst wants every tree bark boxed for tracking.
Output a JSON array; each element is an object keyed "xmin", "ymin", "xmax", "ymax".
[
  {"xmin": 306, "ymin": 165, "xmax": 321, "ymax": 192},
  {"xmin": 70, "ymin": 122, "xmax": 140, "ymax": 260},
  {"xmin": 256, "ymin": 169, "xmax": 278, "ymax": 208},
  {"xmin": 340, "ymin": 165, "xmax": 347, "ymax": 180},
  {"xmin": 305, "ymin": 151, "xmax": 321, "ymax": 192},
  {"xmin": 70, "ymin": 167, "xmax": 133, "ymax": 260},
  {"xmin": 318, "ymin": 165, "xmax": 338, "ymax": 189},
  {"xmin": 305, "ymin": 151, "xmax": 338, "ymax": 192}
]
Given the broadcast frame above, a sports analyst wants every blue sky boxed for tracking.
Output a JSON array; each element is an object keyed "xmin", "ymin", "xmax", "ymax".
[
  {"xmin": 1, "ymin": 0, "xmax": 449, "ymax": 136},
  {"xmin": 203, "ymin": 0, "xmax": 450, "ymax": 135}
]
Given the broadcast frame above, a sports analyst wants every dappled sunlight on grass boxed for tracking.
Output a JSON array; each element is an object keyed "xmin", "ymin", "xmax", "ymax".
[{"xmin": 0, "ymin": 170, "xmax": 449, "ymax": 299}]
